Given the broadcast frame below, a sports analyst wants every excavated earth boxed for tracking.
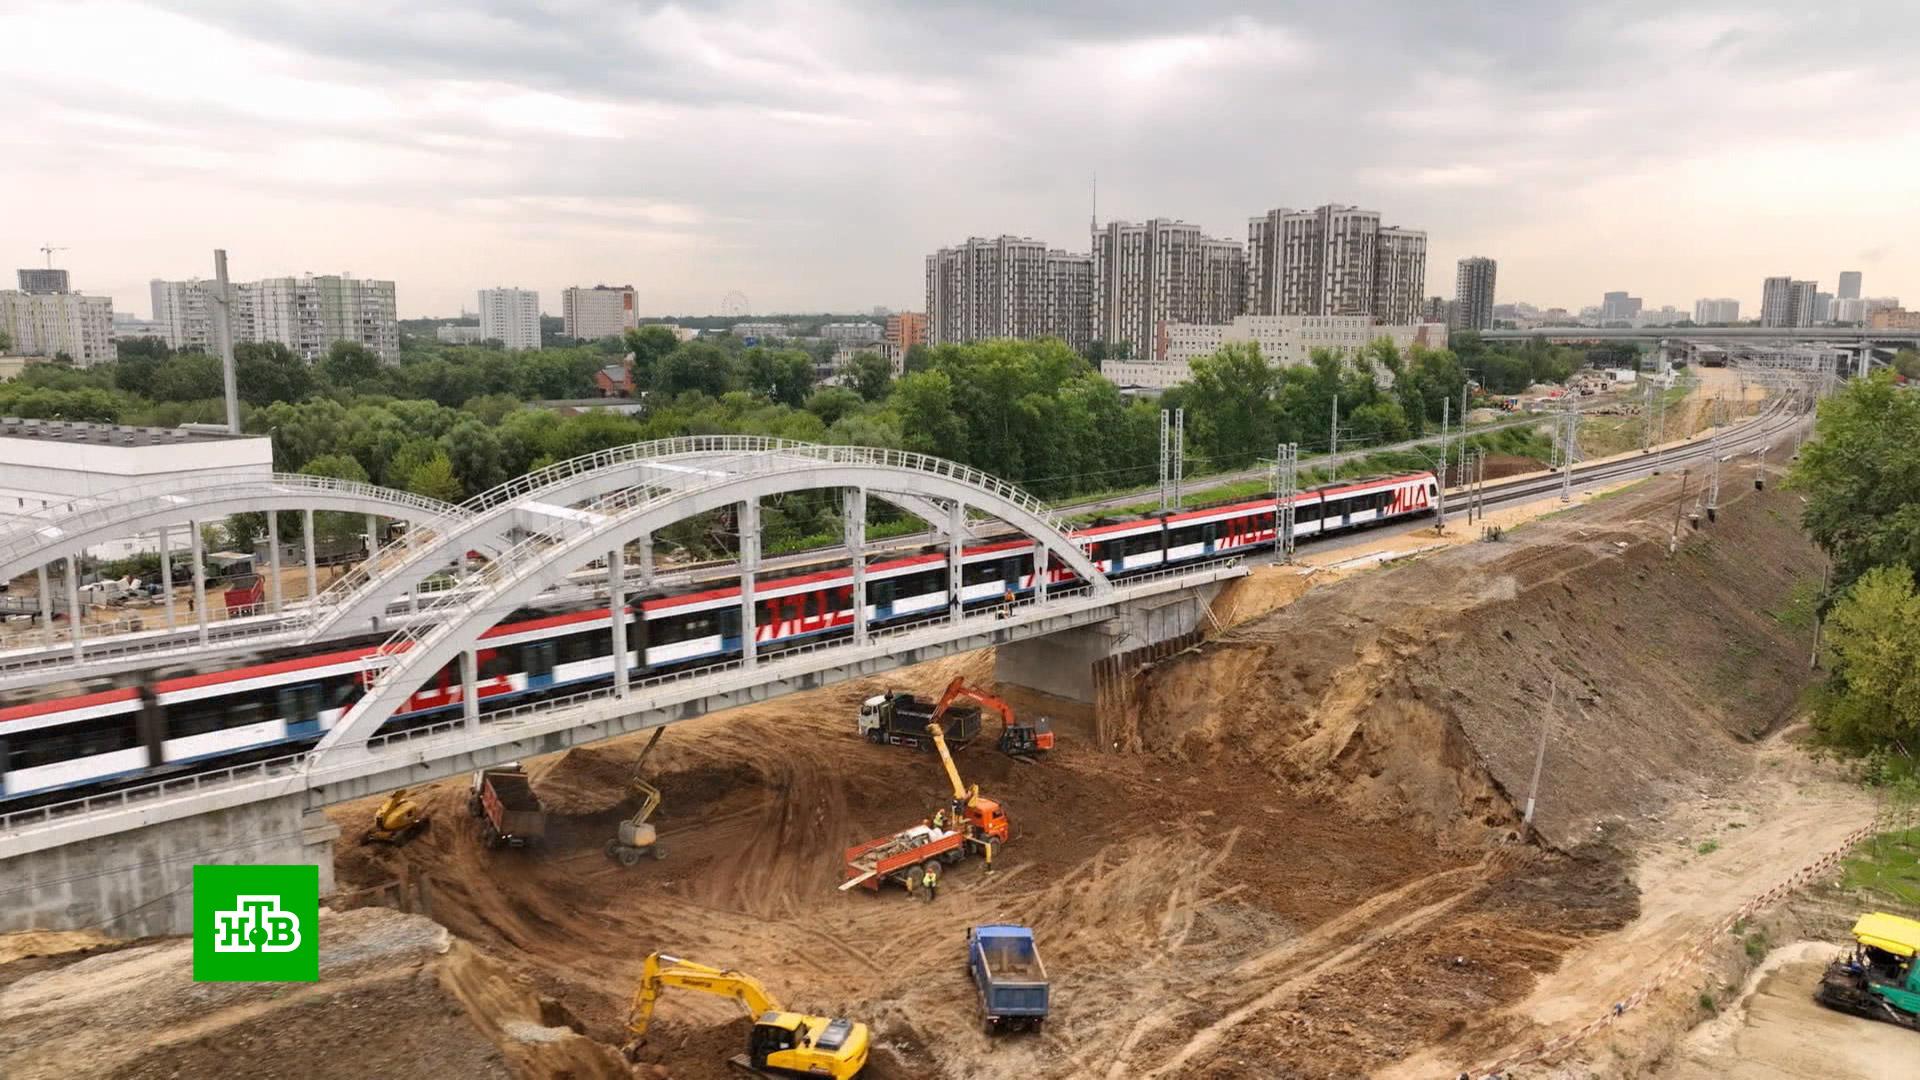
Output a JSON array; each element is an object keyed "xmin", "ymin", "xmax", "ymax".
[{"xmin": 0, "ymin": 468, "xmax": 1826, "ymax": 1079}]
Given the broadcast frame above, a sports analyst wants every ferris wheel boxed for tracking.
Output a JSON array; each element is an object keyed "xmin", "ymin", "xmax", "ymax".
[{"xmin": 720, "ymin": 290, "xmax": 750, "ymax": 318}]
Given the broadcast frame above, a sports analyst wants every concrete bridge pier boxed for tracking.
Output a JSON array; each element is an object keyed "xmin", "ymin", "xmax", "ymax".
[
  {"xmin": 0, "ymin": 796, "xmax": 339, "ymax": 938},
  {"xmin": 995, "ymin": 583, "xmax": 1222, "ymax": 703}
]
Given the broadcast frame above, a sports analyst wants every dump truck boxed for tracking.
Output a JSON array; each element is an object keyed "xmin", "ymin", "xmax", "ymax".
[
  {"xmin": 625, "ymin": 951, "xmax": 870, "ymax": 1078},
  {"xmin": 468, "ymin": 763, "xmax": 547, "ymax": 849},
  {"xmin": 857, "ymin": 689, "xmax": 980, "ymax": 751},
  {"xmin": 1815, "ymin": 911, "xmax": 1920, "ymax": 1031},
  {"xmin": 968, "ymin": 924, "xmax": 1049, "ymax": 1034}
]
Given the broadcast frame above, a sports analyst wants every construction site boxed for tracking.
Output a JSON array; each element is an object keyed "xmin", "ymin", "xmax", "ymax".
[{"xmin": 4, "ymin": 373, "xmax": 1917, "ymax": 1079}]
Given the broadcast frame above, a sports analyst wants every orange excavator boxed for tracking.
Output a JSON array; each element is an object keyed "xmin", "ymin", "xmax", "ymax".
[{"xmin": 929, "ymin": 677, "xmax": 1054, "ymax": 758}]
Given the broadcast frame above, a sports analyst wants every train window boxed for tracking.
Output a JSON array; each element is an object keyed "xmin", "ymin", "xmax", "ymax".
[
  {"xmin": 870, "ymin": 580, "xmax": 896, "ymax": 607},
  {"xmin": 323, "ymin": 674, "xmax": 360, "ymax": 711},
  {"xmin": 275, "ymin": 684, "xmax": 322, "ymax": 726},
  {"xmin": 479, "ymin": 647, "xmax": 516, "ymax": 679},
  {"xmin": 7, "ymin": 714, "xmax": 141, "ymax": 770},
  {"xmin": 961, "ymin": 560, "xmax": 1002, "ymax": 586},
  {"xmin": 557, "ymin": 629, "xmax": 612, "ymax": 665},
  {"xmin": 167, "ymin": 695, "xmax": 269, "ymax": 740}
]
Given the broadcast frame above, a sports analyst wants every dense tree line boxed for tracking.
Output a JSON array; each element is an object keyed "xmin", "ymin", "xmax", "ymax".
[{"xmin": 1789, "ymin": 374, "xmax": 1920, "ymax": 763}]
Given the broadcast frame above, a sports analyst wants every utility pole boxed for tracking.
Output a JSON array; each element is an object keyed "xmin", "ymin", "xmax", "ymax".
[
  {"xmin": 1559, "ymin": 397, "xmax": 1575, "ymax": 503},
  {"xmin": 1436, "ymin": 397, "xmax": 1449, "ymax": 531},
  {"xmin": 1669, "ymin": 469, "xmax": 1690, "ymax": 554},
  {"xmin": 1752, "ymin": 446, "xmax": 1767, "ymax": 491},
  {"xmin": 1523, "ymin": 675, "xmax": 1556, "ymax": 829},
  {"xmin": 1172, "ymin": 407, "xmax": 1185, "ymax": 510},
  {"xmin": 210, "ymin": 249, "xmax": 240, "ymax": 434},
  {"xmin": 1475, "ymin": 449, "xmax": 1487, "ymax": 523},
  {"xmin": 1330, "ymin": 395, "xmax": 1339, "ymax": 459},
  {"xmin": 1274, "ymin": 443, "xmax": 1298, "ymax": 563},
  {"xmin": 1641, "ymin": 378, "xmax": 1655, "ymax": 452},
  {"xmin": 1810, "ymin": 556, "xmax": 1831, "ymax": 670},
  {"xmin": 1158, "ymin": 409, "xmax": 1171, "ymax": 514},
  {"xmin": 1706, "ymin": 429, "xmax": 1720, "ymax": 522}
]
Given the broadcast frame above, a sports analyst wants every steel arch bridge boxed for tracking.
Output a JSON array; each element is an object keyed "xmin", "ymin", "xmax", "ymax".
[
  {"xmin": 300, "ymin": 436, "xmax": 978, "ymax": 642},
  {"xmin": 307, "ymin": 443, "xmax": 1111, "ymax": 762}
]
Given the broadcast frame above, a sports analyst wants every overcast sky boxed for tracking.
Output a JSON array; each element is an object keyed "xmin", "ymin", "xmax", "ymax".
[{"xmin": 4, "ymin": 0, "xmax": 1915, "ymax": 319}]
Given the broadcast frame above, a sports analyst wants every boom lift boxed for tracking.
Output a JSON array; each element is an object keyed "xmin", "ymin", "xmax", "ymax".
[
  {"xmin": 929, "ymin": 677, "xmax": 1053, "ymax": 758},
  {"xmin": 605, "ymin": 728, "xmax": 666, "ymax": 865},
  {"xmin": 625, "ymin": 952, "xmax": 871, "ymax": 1078}
]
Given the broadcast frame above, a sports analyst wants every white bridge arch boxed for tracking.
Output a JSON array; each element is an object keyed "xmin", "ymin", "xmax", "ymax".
[
  {"xmin": 302, "ymin": 436, "xmax": 976, "ymax": 641},
  {"xmin": 308, "ymin": 445, "xmax": 1109, "ymax": 760}
]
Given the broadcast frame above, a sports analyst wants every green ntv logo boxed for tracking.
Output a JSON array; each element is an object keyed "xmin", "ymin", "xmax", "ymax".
[{"xmin": 192, "ymin": 865, "xmax": 319, "ymax": 982}]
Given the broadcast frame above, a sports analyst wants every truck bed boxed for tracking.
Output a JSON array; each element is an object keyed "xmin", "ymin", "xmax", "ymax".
[{"xmin": 484, "ymin": 772, "xmax": 541, "ymax": 811}]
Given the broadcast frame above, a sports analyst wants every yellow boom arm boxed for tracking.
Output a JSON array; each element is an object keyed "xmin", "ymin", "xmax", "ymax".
[
  {"xmin": 627, "ymin": 952, "xmax": 784, "ymax": 1038},
  {"xmin": 925, "ymin": 722, "xmax": 979, "ymax": 806}
]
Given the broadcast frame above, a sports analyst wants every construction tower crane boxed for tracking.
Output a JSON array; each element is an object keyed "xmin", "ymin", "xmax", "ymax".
[
  {"xmin": 625, "ymin": 952, "xmax": 871, "ymax": 1078},
  {"xmin": 929, "ymin": 676, "xmax": 1055, "ymax": 758},
  {"xmin": 38, "ymin": 243, "xmax": 67, "ymax": 268}
]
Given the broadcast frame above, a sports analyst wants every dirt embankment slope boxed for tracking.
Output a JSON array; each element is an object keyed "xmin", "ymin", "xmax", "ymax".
[
  {"xmin": 0, "ymin": 907, "xmax": 628, "ymax": 1080},
  {"xmin": 1130, "ymin": 475, "xmax": 1823, "ymax": 851}
]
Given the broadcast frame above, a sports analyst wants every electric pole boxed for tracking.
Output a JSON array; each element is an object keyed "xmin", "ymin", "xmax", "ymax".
[
  {"xmin": 1330, "ymin": 395, "xmax": 1339, "ymax": 459},
  {"xmin": 1559, "ymin": 397, "xmax": 1575, "ymax": 503},
  {"xmin": 1158, "ymin": 409, "xmax": 1171, "ymax": 514},
  {"xmin": 1523, "ymin": 675, "xmax": 1556, "ymax": 829},
  {"xmin": 1706, "ymin": 429, "xmax": 1720, "ymax": 523},
  {"xmin": 1436, "ymin": 397, "xmax": 1449, "ymax": 531},
  {"xmin": 1173, "ymin": 408, "xmax": 1185, "ymax": 510},
  {"xmin": 1274, "ymin": 443, "xmax": 1298, "ymax": 563},
  {"xmin": 211, "ymin": 249, "xmax": 240, "ymax": 435}
]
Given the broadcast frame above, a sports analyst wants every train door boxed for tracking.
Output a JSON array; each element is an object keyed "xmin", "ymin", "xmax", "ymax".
[
  {"xmin": 871, "ymin": 578, "xmax": 896, "ymax": 622},
  {"xmin": 1201, "ymin": 522, "xmax": 1218, "ymax": 557},
  {"xmin": 277, "ymin": 683, "xmax": 324, "ymax": 737},
  {"xmin": 1001, "ymin": 555, "xmax": 1024, "ymax": 598},
  {"xmin": 525, "ymin": 640, "xmax": 557, "ymax": 690}
]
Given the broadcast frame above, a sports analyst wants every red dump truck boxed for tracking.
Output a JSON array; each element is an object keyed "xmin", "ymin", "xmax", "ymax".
[{"xmin": 468, "ymin": 763, "xmax": 547, "ymax": 849}]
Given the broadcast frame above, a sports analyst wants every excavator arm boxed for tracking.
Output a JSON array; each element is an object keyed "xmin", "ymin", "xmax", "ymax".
[
  {"xmin": 930, "ymin": 676, "xmax": 1017, "ymax": 742},
  {"xmin": 628, "ymin": 952, "xmax": 784, "ymax": 1038}
]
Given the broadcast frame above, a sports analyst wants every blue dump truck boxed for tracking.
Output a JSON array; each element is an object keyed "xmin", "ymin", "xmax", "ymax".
[{"xmin": 967, "ymin": 924, "xmax": 1050, "ymax": 1034}]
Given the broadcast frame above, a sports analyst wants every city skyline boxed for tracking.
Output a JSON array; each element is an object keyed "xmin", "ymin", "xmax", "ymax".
[{"xmin": 3, "ymin": 1, "xmax": 1915, "ymax": 319}]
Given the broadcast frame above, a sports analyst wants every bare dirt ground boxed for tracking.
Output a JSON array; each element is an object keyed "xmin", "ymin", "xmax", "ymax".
[
  {"xmin": 1654, "ymin": 941, "xmax": 1918, "ymax": 1080},
  {"xmin": 1, "ymin": 433, "xmax": 1855, "ymax": 1079}
]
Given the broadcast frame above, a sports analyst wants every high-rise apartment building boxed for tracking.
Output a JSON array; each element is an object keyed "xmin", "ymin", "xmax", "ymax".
[
  {"xmin": 1091, "ymin": 218, "xmax": 1243, "ymax": 357},
  {"xmin": 884, "ymin": 312, "xmax": 927, "ymax": 351},
  {"xmin": 925, "ymin": 236, "xmax": 1091, "ymax": 350},
  {"xmin": 1245, "ymin": 204, "xmax": 1426, "ymax": 324},
  {"xmin": 820, "ymin": 322, "xmax": 884, "ymax": 345},
  {"xmin": 1452, "ymin": 257, "xmax": 1497, "ymax": 331},
  {"xmin": 1759, "ymin": 277, "xmax": 1795, "ymax": 327},
  {"xmin": 1600, "ymin": 291, "xmax": 1642, "ymax": 323},
  {"xmin": 1812, "ymin": 292, "xmax": 1834, "ymax": 323},
  {"xmin": 478, "ymin": 287, "xmax": 542, "ymax": 351},
  {"xmin": 561, "ymin": 285, "xmax": 637, "ymax": 340},
  {"xmin": 150, "ymin": 273, "xmax": 399, "ymax": 361},
  {"xmin": 0, "ymin": 289, "xmax": 115, "ymax": 365},
  {"xmin": 1830, "ymin": 297, "xmax": 1867, "ymax": 324},
  {"xmin": 1423, "ymin": 296, "xmax": 1448, "ymax": 324},
  {"xmin": 1837, "ymin": 271, "xmax": 1862, "ymax": 300},
  {"xmin": 1693, "ymin": 298, "xmax": 1741, "ymax": 324},
  {"xmin": 16, "ymin": 268, "xmax": 70, "ymax": 294},
  {"xmin": 1789, "ymin": 280, "xmax": 1818, "ymax": 327}
]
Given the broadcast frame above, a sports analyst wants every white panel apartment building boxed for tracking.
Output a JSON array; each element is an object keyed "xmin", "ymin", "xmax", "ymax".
[
  {"xmin": 478, "ymin": 287, "xmax": 542, "ymax": 351},
  {"xmin": 1104, "ymin": 315, "xmax": 1449, "ymax": 391},
  {"xmin": 0, "ymin": 290, "xmax": 116, "ymax": 365},
  {"xmin": 1091, "ymin": 218, "xmax": 1244, "ymax": 359},
  {"xmin": 150, "ymin": 274, "xmax": 399, "ymax": 362},
  {"xmin": 1246, "ymin": 205, "xmax": 1427, "ymax": 325},
  {"xmin": 561, "ymin": 285, "xmax": 637, "ymax": 340},
  {"xmin": 1692, "ymin": 298, "xmax": 1741, "ymax": 324},
  {"xmin": 1453, "ymin": 257, "xmax": 1497, "ymax": 331},
  {"xmin": 925, "ymin": 236, "xmax": 1092, "ymax": 351}
]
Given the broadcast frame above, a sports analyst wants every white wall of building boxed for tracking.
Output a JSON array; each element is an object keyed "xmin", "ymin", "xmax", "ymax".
[
  {"xmin": 1108, "ymin": 315, "xmax": 1448, "ymax": 390},
  {"xmin": 478, "ymin": 287, "xmax": 542, "ymax": 351},
  {"xmin": 0, "ymin": 291, "xmax": 116, "ymax": 366},
  {"xmin": 561, "ymin": 285, "xmax": 637, "ymax": 340}
]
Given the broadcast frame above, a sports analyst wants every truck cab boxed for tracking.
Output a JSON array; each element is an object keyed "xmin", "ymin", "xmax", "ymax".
[{"xmin": 967, "ymin": 924, "xmax": 1049, "ymax": 1034}]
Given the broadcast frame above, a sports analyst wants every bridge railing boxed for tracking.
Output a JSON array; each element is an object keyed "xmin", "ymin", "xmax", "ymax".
[{"xmin": 0, "ymin": 748, "xmax": 312, "ymax": 835}]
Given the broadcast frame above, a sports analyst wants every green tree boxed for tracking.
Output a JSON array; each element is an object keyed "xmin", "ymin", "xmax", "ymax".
[
  {"xmin": 1789, "ymin": 373, "xmax": 1920, "ymax": 590},
  {"xmin": 151, "ymin": 352, "xmax": 224, "ymax": 401},
  {"xmin": 805, "ymin": 386, "xmax": 865, "ymax": 426},
  {"xmin": 234, "ymin": 341, "xmax": 313, "ymax": 406},
  {"xmin": 384, "ymin": 438, "xmax": 444, "ymax": 491},
  {"xmin": 1182, "ymin": 343, "xmax": 1280, "ymax": 471},
  {"xmin": 889, "ymin": 370, "xmax": 965, "ymax": 456},
  {"xmin": 623, "ymin": 325, "xmax": 680, "ymax": 387},
  {"xmin": 319, "ymin": 341, "xmax": 382, "ymax": 387},
  {"xmin": 300, "ymin": 453, "xmax": 371, "ymax": 540},
  {"xmin": 440, "ymin": 418, "xmax": 506, "ymax": 495},
  {"xmin": 653, "ymin": 341, "xmax": 736, "ymax": 398},
  {"xmin": 847, "ymin": 352, "xmax": 892, "ymax": 401},
  {"xmin": 1894, "ymin": 349, "xmax": 1920, "ymax": 380},
  {"xmin": 1815, "ymin": 565, "xmax": 1920, "ymax": 753},
  {"xmin": 404, "ymin": 451, "xmax": 464, "ymax": 502},
  {"xmin": 741, "ymin": 348, "xmax": 815, "ymax": 408}
]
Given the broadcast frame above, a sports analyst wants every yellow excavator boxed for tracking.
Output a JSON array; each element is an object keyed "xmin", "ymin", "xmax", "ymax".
[
  {"xmin": 626, "ymin": 952, "xmax": 870, "ymax": 1078},
  {"xmin": 362, "ymin": 787, "xmax": 430, "ymax": 845}
]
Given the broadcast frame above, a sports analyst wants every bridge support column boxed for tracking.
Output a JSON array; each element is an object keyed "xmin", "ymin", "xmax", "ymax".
[
  {"xmin": 609, "ymin": 545, "xmax": 629, "ymax": 697},
  {"xmin": 995, "ymin": 583, "xmax": 1225, "ymax": 704},
  {"xmin": 844, "ymin": 488, "xmax": 867, "ymax": 645},
  {"xmin": 948, "ymin": 499, "xmax": 965, "ymax": 625},
  {"xmin": 1033, "ymin": 543, "xmax": 1047, "ymax": 605},
  {"xmin": 267, "ymin": 511, "xmax": 283, "ymax": 614},
  {"xmin": 460, "ymin": 648, "xmax": 479, "ymax": 730},
  {"xmin": 190, "ymin": 519, "xmax": 209, "ymax": 645},
  {"xmin": 158, "ymin": 527, "xmax": 175, "ymax": 630},
  {"xmin": 302, "ymin": 510, "xmax": 317, "ymax": 610},
  {"xmin": 0, "ymin": 795, "xmax": 338, "ymax": 938},
  {"xmin": 739, "ymin": 498, "xmax": 759, "ymax": 669},
  {"xmin": 366, "ymin": 514, "xmax": 379, "ymax": 560},
  {"xmin": 65, "ymin": 555, "xmax": 82, "ymax": 662},
  {"xmin": 37, "ymin": 563, "xmax": 51, "ymax": 647},
  {"xmin": 637, "ymin": 533, "xmax": 654, "ymax": 588}
]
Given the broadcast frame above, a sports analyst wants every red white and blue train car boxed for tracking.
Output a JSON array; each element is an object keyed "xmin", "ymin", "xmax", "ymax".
[{"xmin": 0, "ymin": 471, "xmax": 1434, "ymax": 805}]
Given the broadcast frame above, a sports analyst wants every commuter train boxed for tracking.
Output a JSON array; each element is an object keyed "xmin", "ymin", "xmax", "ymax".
[{"xmin": 0, "ymin": 471, "xmax": 1436, "ymax": 804}]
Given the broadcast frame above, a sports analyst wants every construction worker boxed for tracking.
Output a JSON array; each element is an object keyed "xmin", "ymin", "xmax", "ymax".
[
  {"xmin": 932, "ymin": 808, "xmax": 948, "ymax": 830},
  {"xmin": 984, "ymin": 840, "xmax": 995, "ymax": 873},
  {"xmin": 922, "ymin": 864, "xmax": 939, "ymax": 902}
]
